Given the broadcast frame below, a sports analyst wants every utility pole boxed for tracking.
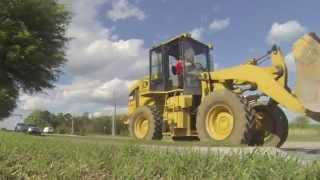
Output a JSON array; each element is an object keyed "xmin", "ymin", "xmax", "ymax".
[
  {"xmin": 112, "ymin": 89, "xmax": 117, "ymax": 136},
  {"xmin": 71, "ymin": 116, "xmax": 74, "ymax": 135},
  {"xmin": 69, "ymin": 113, "xmax": 75, "ymax": 135}
]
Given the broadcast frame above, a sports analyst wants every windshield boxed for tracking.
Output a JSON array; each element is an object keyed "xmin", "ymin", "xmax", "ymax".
[
  {"xmin": 183, "ymin": 40, "xmax": 209, "ymax": 93},
  {"xmin": 183, "ymin": 40, "xmax": 209, "ymax": 74}
]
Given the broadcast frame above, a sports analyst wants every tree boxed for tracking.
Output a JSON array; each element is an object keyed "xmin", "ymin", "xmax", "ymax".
[
  {"xmin": 23, "ymin": 109, "xmax": 130, "ymax": 135},
  {"xmin": 292, "ymin": 116, "xmax": 310, "ymax": 128},
  {"xmin": 53, "ymin": 113, "xmax": 70, "ymax": 134},
  {"xmin": 0, "ymin": 0, "xmax": 70, "ymax": 119},
  {"xmin": 92, "ymin": 116, "xmax": 113, "ymax": 134},
  {"xmin": 0, "ymin": 85, "xmax": 17, "ymax": 118},
  {"xmin": 24, "ymin": 110, "xmax": 55, "ymax": 128}
]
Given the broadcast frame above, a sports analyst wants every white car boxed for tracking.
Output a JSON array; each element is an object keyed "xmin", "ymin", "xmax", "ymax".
[{"xmin": 43, "ymin": 127, "xmax": 54, "ymax": 133}]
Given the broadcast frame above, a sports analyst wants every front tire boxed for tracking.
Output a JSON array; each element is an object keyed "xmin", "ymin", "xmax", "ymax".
[
  {"xmin": 196, "ymin": 90, "xmax": 254, "ymax": 145},
  {"xmin": 129, "ymin": 106, "xmax": 163, "ymax": 140},
  {"xmin": 254, "ymin": 105, "xmax": 288, "ymax": 147}
]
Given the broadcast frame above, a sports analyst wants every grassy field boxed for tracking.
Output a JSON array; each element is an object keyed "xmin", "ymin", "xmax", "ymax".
[
  {"xmin": 287, "ymin": 126, "xmax": 320, "ymax": 141},
  {"xmin": 1, "ymin": 130, "xmax": 320, "ymax": 179}
]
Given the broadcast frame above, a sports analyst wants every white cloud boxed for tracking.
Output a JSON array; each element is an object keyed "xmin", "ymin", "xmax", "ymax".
[
  {"xmin": 1, "ymin": 0, "xmax": 149, "ymax": 124},
  {"xmin": 107, "ymin": 0, "xmax": 146, "ymax": 21},
  {"xmin": 62, "ymin": 1, "xmax": 148, "ymax": 81},
  {"xmin": 285, "ymin": 53, "xmax": 296, "ymax": 72},
  {"xmin": 19, "ymin": 78, "xmax": 134, "ymax": 113},
  {"xmin": 209, "ymin": 18, "xmax": 230, "ymax": 31},
  {"xmin": 285, "ymin": 53, "xmax": 297, "ymax": 90},
  {"xmin": 68, "ymin": 35, "xmax": 148, "ymax": 80},
  {"xmin": 190, "ymin": 27, "xmax": 204, "ymax": 40},
  {"xmin": 267, "ymin": 20, "xmax": 307, "ymax": 45},
  {"xmin": 213, "ymin": 62, "xmax": 222, "ymax": 70},
  {"xmin": 58, "ymin": 0, "xmax": 148, "ymax": 114},
  {"xmin": 92, "ymin": 79, "xmax": 133, "ymax": 101}
]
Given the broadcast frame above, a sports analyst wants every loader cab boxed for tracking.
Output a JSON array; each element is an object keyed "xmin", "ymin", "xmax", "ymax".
[{"xmin": 149, "ymin": 33, "xmax": 212, "ymax": 95}]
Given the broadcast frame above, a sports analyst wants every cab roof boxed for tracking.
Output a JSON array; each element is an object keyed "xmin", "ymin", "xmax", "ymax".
[{"xmin": 151, "ymin": 33, "xmax": 213, "ymax": 51}]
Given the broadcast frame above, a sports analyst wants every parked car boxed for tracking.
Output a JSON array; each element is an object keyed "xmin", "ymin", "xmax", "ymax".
[
  {"xmin": 14, "ymin": 123, "xmax": 29, "ymax": 132},
  {"xmin": 43, "ymin": 127, "xmax": 54, "ymax": 134},
  {"xmin": 27, "ymin": 126, "xmax": 42, "ymax": 135}
]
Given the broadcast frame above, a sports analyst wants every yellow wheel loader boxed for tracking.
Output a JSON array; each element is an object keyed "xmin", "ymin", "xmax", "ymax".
[{"xmin": 127, "ymin": 32, "xmax": 320, "ymax": 147}]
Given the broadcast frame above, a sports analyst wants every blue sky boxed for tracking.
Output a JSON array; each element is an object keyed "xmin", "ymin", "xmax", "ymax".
[
  {"xmin": 99, "ymin": 0, "xmax": 320, "ymax": 67},
  {"xmin": 1, "ymin": 0, "xmax": 320, "ymax": 129}
]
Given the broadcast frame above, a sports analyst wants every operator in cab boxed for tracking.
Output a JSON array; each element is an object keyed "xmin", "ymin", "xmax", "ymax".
[
  {"xmin": 176, "ymin": 58, "xmax": 184, "ymax": 88},
  {"xmin": 171, "ymin": 58, "xmax": 184, "ymax": 88}
]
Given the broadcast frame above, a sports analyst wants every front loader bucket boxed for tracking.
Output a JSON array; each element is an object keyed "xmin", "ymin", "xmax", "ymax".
[{"xmin": 293, "ymin": 33, "xmax": 320, "ymax": 120}]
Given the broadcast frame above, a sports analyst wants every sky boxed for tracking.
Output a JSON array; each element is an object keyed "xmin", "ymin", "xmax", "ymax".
[{"xmin": 1, "ymin": 0, "xmax": 320, "ymax": 129}]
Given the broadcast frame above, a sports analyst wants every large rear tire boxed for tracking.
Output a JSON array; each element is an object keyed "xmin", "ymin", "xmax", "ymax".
[
  {"xmin": 129, "ymin": 106, "xmax": 163, "ymax": 140},
  {"xmin": 254, "ymin": 105, "xmax": 289, "ymax": 147},
  {"xmin": 196, "ymin": 90, "xmax": 255, "ymax": 145}
]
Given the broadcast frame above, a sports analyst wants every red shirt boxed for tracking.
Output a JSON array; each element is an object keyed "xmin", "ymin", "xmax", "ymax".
[{"xmin": 176, "ymin": 60, "xmax": 183, "ymax": 75}]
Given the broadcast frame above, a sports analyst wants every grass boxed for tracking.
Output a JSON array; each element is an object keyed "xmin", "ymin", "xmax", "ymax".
[
  {"xmin": 1, "ymin": 131, "xmax": 320, "ymax": 179},
  {"xmin": 288, "ymin": 125, "xmax": 320, "ymax": 141}
]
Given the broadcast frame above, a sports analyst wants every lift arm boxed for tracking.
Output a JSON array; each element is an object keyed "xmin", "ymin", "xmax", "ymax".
[{"xmin": 210, "ymin": 64, "xmax": 306, "ymax": 113}]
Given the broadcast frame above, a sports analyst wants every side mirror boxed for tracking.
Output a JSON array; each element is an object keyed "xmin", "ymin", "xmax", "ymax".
[{"xmin": 171, "ymin": 66, "xmax": 177, "ymax": 75}]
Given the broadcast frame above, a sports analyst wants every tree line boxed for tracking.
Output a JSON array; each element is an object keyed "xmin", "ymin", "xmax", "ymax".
[{"xmin": 24, "ymin": 110, "xmax": 129, "ymax": 136}]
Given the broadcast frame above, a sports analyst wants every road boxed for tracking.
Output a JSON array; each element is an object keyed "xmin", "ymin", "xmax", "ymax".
[
  {"xmin": 141, "ymin": 141, "xmax": 320, "ymax": 163},
  {"xmin": 281, "ymin": 141, "xmax": 320, "ymax": 161}
]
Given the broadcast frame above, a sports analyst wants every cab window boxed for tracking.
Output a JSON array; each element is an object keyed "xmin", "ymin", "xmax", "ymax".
[{"xmin": 150, "ymin": 49, "xmax": 162, "ymax": 79}]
